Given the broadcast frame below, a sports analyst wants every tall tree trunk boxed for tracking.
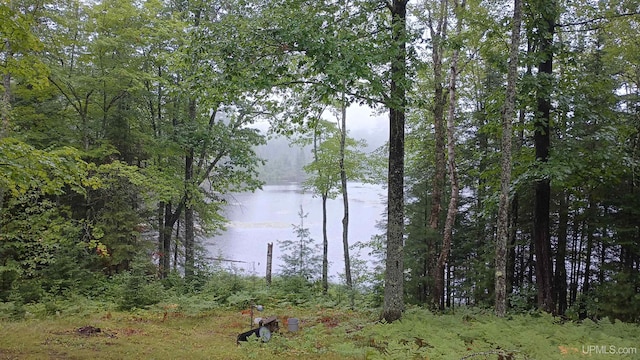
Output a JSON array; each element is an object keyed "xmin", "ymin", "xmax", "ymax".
[
  {"xmin": 150, "ymin": 62, "xmax": 165, "ymax": 278},
  {"xmin": 429, "ymin": 0, "xmax": 448, "ymax": 232},
  {"xmin": 533, "ymin": 182, "xmax": 554, "ymax": 313},
  {"xmin": 182, "ymin": 4, "xmax": 203, "ymax": 280},
  {"xmin": 583, "ymin": 200, "xmax": 595, "ymax": 296},
  {"xmin": 338, "ymin": 99, "xmax": 353, "ymax": 305},
  {"xmin": 383, "ymin": 0, "xmax": 408, "ymax": 323},
  {"xmin": 580, "ymin": 199, "xmax": 595, "ymax": 319},
  {"xmin": 1, "ymin": 39, "xmax": 10, "ymax": 138},
  {"xmin": 163, "ymin": 202, "xmax": 174, "ymax": 276},
  {"xmin": 532, "ymin": 0, "xmax": 556, "ymax": 314},
  {"xmin": 184, "ymin": 149, "xmax": 195, "ymax": 278},
  {"xmin": 0, "ymin": 38, "xmax": 10, "ymax": 212},
  {"xmin": 495, "ymin": 0, "xmax": 522, "ymax": 317},
  {"xmin": 527, "ymin": 240, "xmax": 535, "ymax": 285},
  {"xmin": 446, "ymin": 263, "xmax": 452, "ymax": 308},
  {"xmin": 184, "ymin": 98, "xmax": 196, "ymax": 279},
  {"xmin": 174, "ymin": 218, "xmax": 180, "ymax": 272},
  {"xmin": 599, "ymin": 209, "xmax": 607, "ymax": 285},
  {"xmin": 554, "ymin": 191, "xmax": 569, "ymax": 315},
  {"xmin": 569, "ymin": 215, "xmax": 580, "ymax": 307},
  {"xmin": 433, "ymin": 0, "xmax": 462, "ymax": 310},
  {"xmin": 427, "ymin": 1, "xmax": 448, "ymax": 299},
  {"xmin": 322, "ymin": 192, "xmax": 329, "ymax": 293},
  {"xmin": 158, "ymin": 201, "xmax": 167, "ymax": 278},
  {"xmin": 507, "ymin": 196, "xmax": 519, "ymax": 293},
  {"xmin": 312, "ymin": 121, "xmax": 329, "ymax": 294},
  {"xmin": 508, "ymin": 59, "xmax": 528, "ymax": 297}
]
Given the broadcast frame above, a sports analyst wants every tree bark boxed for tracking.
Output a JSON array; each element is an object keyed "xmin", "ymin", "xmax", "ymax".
[
  {"xmin": 423, "ymin": 0, "xmax": 448, "ymax": 308},
  {"xmin": 383, "ymin": 0, "xmax": 408, "ymax": 323},
  {"xmin": 532, "ymin": 0, "xmax": 556, "ymax": 314},
  {"xmin": 533, "ymin": 180, "xmax": 554, "ymax": 313},
  {"xmin": 495, "ymin": 0, "xmax": 522, "ymax": 317},
  {"xmin": 339, "ymin": 99, "xmax": 353, "ymax": 305},
  {"xmin": 428, "ymin": 0, "xmax": 448, "ymax": 231},
  {"xmin": 312, "ymin": 122, "xmax": 329, "ymax": 294}
]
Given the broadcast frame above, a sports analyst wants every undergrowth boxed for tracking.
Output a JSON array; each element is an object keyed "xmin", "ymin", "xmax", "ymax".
[
  {"xmin": 2, "ymin": 301, "xmax": 639, "ymax": 359},
  {"xmin": 1, "ymin": 271, "xmax": 639, "ymax": 359}
]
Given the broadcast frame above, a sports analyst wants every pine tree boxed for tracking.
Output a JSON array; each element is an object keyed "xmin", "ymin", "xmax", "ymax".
[{"xmin": 278, "ymin": 206, "xmax": 322, "ymax": 281}]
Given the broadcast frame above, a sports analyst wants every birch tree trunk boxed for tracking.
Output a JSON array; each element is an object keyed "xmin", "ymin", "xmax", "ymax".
[
  {"xmin": 433, "ymin": 0, "xmax": 462, "ymax": 310},
  {"xmin": 1, "ymin": 39, "xmax": 10, "ymax": 138}
]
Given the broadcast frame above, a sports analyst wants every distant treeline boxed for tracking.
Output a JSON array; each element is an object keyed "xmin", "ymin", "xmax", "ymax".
[{"xmin": 255, "ymin": 137, "xmax": 312, "ymax": 184}]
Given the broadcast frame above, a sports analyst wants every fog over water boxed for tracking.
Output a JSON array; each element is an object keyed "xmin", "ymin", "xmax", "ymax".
[{"xmin": 205, "ymin": 182, "xmax": 385, "ymax": 280}]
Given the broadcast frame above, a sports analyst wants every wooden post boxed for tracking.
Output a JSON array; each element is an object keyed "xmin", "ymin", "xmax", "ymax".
[{"xmin": 266, "ymin": 242, "xmax": 273, "ymax": 285}]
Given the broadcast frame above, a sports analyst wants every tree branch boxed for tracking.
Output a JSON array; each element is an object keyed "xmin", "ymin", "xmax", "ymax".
[
  {"xmin": 556, "ymin": 11, "xmax": 640, "ymax": 28},
  {"xmin": 273, "ymin": 79, "xmax": 387, "ymax": 106}
]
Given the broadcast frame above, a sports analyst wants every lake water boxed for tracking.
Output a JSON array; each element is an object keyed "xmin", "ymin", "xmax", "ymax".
[{"xmin": 204, "ymin": 182, "xmax": 385, "ymax": 280}]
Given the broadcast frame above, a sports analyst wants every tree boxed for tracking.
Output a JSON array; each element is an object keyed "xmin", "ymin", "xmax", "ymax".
[
  {"xmin": 243, "ymin": 0, "xmax": 410, "ymax": 319},
  {"xmin": 296, "ymin": 116, "xmax": 335, "ymax": 293},
  {"xmin": 338, "ymin": 98, "xmax": 353, "ymax": 305},
  {"xmin": 0, "ymin": 0, "xmax": 48, "ymax": 216},
  {"xmin": 408, "ymin": 0, "xmax": 449, "ymax": 306},
  {"xmin": 301, "ymin": 114, "xmax": 369, "ymax": 294},
  {"xmin": 134, "ymin": 0, "xmax": 185, "ymax": 278},
  {"xmin": 0, "ymin": 137, "xmax": 156, "ymax": 297},
  {"xmin": 3, "ymin": 0, "xmax": 639, "ymax": 322},
  {"xmin": 528, "ymin": 0, "xmax": 557, "ymax": 314},
  {"xmin": 43, "ymin": 0, "xmax": 144, "ymax": 154},
  {"xmin": 307, "ymin": 115, "xmax": 333, "ymax": 293},
  {"xmin": 0, "ymin": 0, "xmax": 48, "ymax": 138},
  {"xmin": 0, "ymin": 139, "xmax": 92, "ymax": 300},
  {"xmin": 433, "ymin": 0, "xmax": 463, "ymax": 310},
  {"xmin": 141, "ymin": 0, "xmax": 272, "ymax": 278},
  {"xmin": 425, "ymin": 0, "xmax": 448, "ymax": 276},
  {"xmin": 37, "ymin": 0, "xmax": 155, "ymax": 274},
  {"xmin": 548, "ymin": 4, "xmax": 640, "ymax": 318},
  {"xmin": 278, "ymin": 206, "xmax": 322, "ymax": 280},
  {"xmin": 383, "ymin": 0, "xmax": 409, "ymax": 323},
  {"xmin": 495, "ymin": 0, "xmax": 523, "ymax": 317}
]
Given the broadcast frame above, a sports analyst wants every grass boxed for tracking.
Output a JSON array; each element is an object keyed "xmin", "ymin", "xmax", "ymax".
[
  {"xmin": 1, "ymin": 303, "xmax": 639, "ymax": 359},
  {"xmin": 0, "ymin": 302, "xmax": 371, "ymax": 360}
]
